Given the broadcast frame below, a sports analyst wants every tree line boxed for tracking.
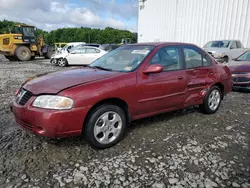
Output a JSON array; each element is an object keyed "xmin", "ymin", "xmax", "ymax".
[{"xmin": 0, "ymin": 19, "xmax": 137, "ymax": 44}]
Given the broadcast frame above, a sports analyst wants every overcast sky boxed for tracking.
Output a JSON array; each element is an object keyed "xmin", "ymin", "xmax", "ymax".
[{"xmin": 0, "ymin": 0, "xmax": 138, "ymax": 32}]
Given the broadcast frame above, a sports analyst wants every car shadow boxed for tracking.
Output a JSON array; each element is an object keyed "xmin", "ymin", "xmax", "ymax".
[
  {"xmin": 127, "ymin": 106, "xmax": 200, "ymax": 133},
  {"xmin": 41, "ymin": 106, "xmax": 200, "ymax": 147}
]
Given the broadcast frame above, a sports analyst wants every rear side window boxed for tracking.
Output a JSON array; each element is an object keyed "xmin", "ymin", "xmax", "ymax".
[
  {"xmin": 183, "ymin": 47, "xmax": 203, "ymax": 69},
  {"xmin": 184, "ymin": 46, "xmax": 212, "ymax": 68},
  {"xmin": 86, "ymin": 48, "xmax": 97, "ymax": 53},
  {"xmin": 203, "ymin": 54, "xmax": 212, "ymax": 66},
  {"xmin": 230, "ymin": 41, "xmax": 237, "ymax": 49},
  {"xmin": 236, "ymin": 41, "xmax": 242, "ymax": 48}
]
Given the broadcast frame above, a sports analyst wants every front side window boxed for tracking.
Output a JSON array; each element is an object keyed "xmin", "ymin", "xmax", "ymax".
[
  {"xmin": 89, "ymin": 45, "xmax": 154, "ymax": 72},
  {"xmin": 184, "ymin": 47, "xmax": 202, "ymax": 69},
  {"xmin": 23, "ymin": 27, "xmax": 35, "ymax": 37},
  {"xmin": 236, "ymin": 50, "xmax": 250, "ymax": 61},
  {"xmin": 150, "ymin": 46, "xmax": 181, "ymax": 71}
]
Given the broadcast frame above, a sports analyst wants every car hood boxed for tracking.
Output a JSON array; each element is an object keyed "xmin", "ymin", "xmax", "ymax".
[
  {"xmin": 203, "ymin": 48, "xmax": 228, "ymax": 54},
  {"xmin": 228, "ymin": 61, "xmax": 250, "ymax": 73},
  {"xmin": 23, "ymin": 68, "xmax": 122, "ymax": 95}
]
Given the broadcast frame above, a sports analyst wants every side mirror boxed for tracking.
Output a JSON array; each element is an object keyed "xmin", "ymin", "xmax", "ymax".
[{"xmin": 143, "ymin": 64, "xmax": 163, "ymax": 74}]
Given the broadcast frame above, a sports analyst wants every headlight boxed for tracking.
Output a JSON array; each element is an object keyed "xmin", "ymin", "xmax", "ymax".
[
  {"xmin": 213, "ymin": 53, "xmax": 225, "ymax": 58},
  {"xmin": 32, "ymin": 95, "xmax": 74, "ymax": 110}
]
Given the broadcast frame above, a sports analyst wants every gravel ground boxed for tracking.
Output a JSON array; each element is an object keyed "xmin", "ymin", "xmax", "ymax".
[{"xmin": 0, "ymin": 55, "xmax": 250, "ymax": 188}]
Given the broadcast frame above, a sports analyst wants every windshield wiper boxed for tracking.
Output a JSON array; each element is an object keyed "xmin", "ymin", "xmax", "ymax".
[{"xmin": 89, "ymin": 66, "xmax": 113, "ymax": 71}]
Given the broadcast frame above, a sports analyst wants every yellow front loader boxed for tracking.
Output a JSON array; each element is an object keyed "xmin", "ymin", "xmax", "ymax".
[{"xmin": 0, "ymin": 24, "xmax": 53, "ymax": 61}]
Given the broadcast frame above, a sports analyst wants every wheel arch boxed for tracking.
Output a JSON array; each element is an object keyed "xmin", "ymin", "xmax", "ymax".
[
  {"xmin": 212, "ymin": 82, "xmax": 224, "ymax": 99},
  {"xmin": 82, "ymin": 98, "xmax": 131, "ymax": 132}
]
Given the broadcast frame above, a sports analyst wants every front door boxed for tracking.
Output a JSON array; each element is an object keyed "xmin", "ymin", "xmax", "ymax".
[{"xmin": 136, "ymin": 45, "xmax": 187, "ymax": 116}]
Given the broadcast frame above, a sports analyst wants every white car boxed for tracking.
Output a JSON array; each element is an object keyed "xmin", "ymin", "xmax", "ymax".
[
  {"xmin": 52, "ymin": 46, "xmax": 107, "ymax": 67},
  {"xmin": 51, "ymin": 42, "xmax": 86, "ymax": 64}
]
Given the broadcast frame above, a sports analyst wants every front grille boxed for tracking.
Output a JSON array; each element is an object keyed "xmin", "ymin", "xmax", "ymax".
[
  {"xmin": 233, "ymin": 72, "xmax": 248, "ymax": 74},
  {"xmin": 233, "ymin": 77, "xmax": 250, "ymax": 83},
  {"xmin": 237, "ymin": 77, "xmax": 250, "ymax": 83},
  {"xmin": 16, "ymin": 88, "xmax": 33, "ymax": 105},
  {"xmin": 15, "ymin": 117, "xmax": 33, "ymax": 131}
]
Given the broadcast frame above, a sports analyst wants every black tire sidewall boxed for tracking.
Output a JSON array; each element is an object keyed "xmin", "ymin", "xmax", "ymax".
[
  {"xmin": 15, "ymin": 46, "xmax": 31, "ymax": 61},
  {"xmin": 201, "ymin": 86, "xmax": 222, "ymax": 114},
  {"xmin": 85, "ymin": 105, "xmax": 127, "ymax": 149}
]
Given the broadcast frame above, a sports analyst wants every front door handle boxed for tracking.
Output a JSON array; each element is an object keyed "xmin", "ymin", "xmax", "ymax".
[
  {"xmin": 178, "ymin": 76, "xmax": 184, "ymax": 80},
  {"xmin": 209, "ymin": 71, "xmax": 214, "ymax": 74}
]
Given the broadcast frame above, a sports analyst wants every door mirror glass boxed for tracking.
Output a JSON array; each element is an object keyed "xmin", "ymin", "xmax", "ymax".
[{"xmin": 143, "ymin": 64, "xmax": 163, "ymax": 74}]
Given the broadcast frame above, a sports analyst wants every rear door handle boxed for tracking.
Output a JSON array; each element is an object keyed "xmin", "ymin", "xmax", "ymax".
[
  {"xmin": 178, "ymin": 76, "xmax": 184, "ymax": 80},
  {"xmin": 209, "ymin": 71, "xmax": 214, "ymax": 74}
]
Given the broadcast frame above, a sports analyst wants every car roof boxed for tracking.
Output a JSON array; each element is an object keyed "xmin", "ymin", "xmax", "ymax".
[
  {"xmin": 127, "ymin": 42, "xmax": 198, "ymax": 47},
  {"xmin": 68, "ymin": 42, "xmax": 86, "ymax": 45}
]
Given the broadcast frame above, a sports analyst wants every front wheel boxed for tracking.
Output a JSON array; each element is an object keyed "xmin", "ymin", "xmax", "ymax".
[
  {"xmin": 84, "ymin": 105, "xmax": 127, "ymax": 149},
  {"xmin": 15, "ymin": 46, "xmax": 31, "ymax": 61},
  {"xmin": 199, "ymin": 86, "xmax": 222, "ymax": 114},
  {"xmin": 57, "ymin": 58, "xmax": 67, "ymax": 67}
]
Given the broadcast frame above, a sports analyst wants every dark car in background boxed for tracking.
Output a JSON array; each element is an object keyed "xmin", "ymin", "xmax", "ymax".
[{"xmin": 228, "ymin": 50, "xmax": 250, "ymax": 91}]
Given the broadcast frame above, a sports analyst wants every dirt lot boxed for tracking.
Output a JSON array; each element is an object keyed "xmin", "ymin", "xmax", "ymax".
[{"xmin": 0, "ymin": 56, "xmax": 250, "ymax": 188}]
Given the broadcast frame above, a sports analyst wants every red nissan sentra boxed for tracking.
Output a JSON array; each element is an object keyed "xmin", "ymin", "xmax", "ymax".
[{"xmin": 11, "ymin": 43, "xmax": 232, "ymax": 149}]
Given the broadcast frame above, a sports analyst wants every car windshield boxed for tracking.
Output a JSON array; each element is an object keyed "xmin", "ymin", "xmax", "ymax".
[
  {"xmin": 89, "ymin": 45, "xmax": 154, "ymax": 72},
  {"xmin": 236, "ymin": 50, "xmax": 250, "ymax": 61},
  {"xmin": 204, "ymin": 41, "xmax": 230, "ymax": 48}
]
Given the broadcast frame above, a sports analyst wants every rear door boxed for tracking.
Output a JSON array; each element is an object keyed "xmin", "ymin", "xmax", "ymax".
[
  {"xmin": 85, "ymin": 48, "xmax": 101, "ymax": 64},
  {"xmin": 136, "ymin": 45, "xmax": 187, "ymax": 115},
  {"xmin": 66, "ymin": 48, "xmax": 86, "ymax": 65},
  {"xmin": 183, "ymin": 45, "xmax": 216, "ymax": 105}
]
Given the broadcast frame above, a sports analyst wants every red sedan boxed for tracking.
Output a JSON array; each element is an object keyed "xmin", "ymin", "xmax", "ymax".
[{"xmin": 11, "ymin": 43, "xmax": 232, "ymax": 149}]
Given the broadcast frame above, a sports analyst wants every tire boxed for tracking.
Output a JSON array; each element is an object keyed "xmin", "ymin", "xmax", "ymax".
[
  {"xmin": 223, "ymin": 56, "xmax": 229, "ymax": 63},
  {"xmin": 84, "ymin": 105, "xmax": 127, "ymax": 149},
  {"xmin": 50, "ymin": 58, "xmax": 58, "ymax": 65},
  {"xmin": 199, "ymin": 86, "xmax": 222, "ymax": 114},
  {"xmin": 57, "ymin": 58, "xmax": 67, "ymax": 67},
  {"xmin": 15, "ymin": 46, "xmax": 31, "ymax": 61}
]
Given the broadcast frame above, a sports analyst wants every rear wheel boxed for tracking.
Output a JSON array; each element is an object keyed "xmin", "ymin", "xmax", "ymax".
[
  {"xmin": 57, "ymin": 58, "xmax": 68, "ymax": 67},
  {"xmin": 84, "ymin": 105, "xmax": 127, "ymax": 149},
  {"xmin": 199, "ymin": 86, "xmax": 222, "ymax": 114},
  {"xmin": 15, "ymin": 46, "xmax": 31, "ymax": 61}
]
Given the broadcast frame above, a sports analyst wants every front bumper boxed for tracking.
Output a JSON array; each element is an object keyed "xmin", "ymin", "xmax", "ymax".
[
  {"xmin": 11, "ymin": 97, "xmax": 89, "ymax": 138},
  {"xmin": 232, "ymin": 75, "xmax": 250, "ymax": 91}
]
